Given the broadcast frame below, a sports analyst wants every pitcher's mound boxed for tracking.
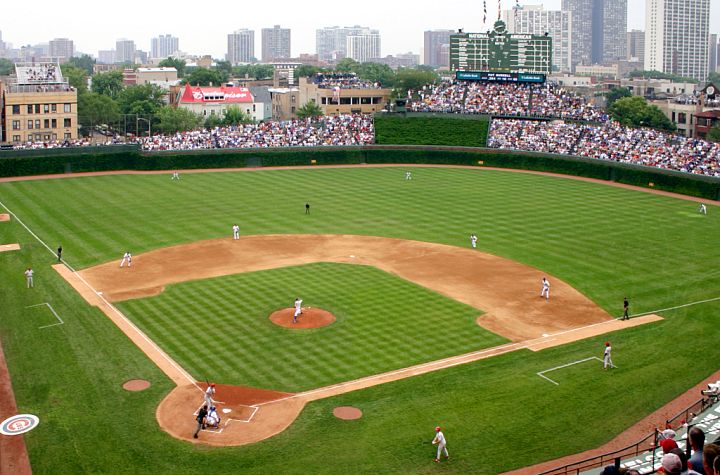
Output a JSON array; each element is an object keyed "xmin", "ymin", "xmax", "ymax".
[
  {"xmin": 269, "ymin": 308, "xmax": 336, "ymax": 329},
  {"xmin": 333, "ymin": 406, "xmax": 362, "ymax": 420},
  {"xmin": 123, "ymin": 379, "xmax": 151, "ymax": 391}
]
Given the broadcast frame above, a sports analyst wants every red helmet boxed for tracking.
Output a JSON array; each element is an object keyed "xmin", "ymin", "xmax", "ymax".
[
  {"xmin": 210, "ymin": 383, "xmax": 216, "ymax": 387},
  {"xmin": 435, "ymin": 426, "xmax": 441, "ymax": 432}
]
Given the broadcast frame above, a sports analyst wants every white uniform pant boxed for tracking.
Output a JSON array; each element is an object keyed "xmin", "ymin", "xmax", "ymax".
[
  {"xmin": 604, "ymin": 354, "xmax": 613, "ymax": 369},
  {"xmin": 436, "ymin": 443, "xmax": 448, "ymax": 459},
  {"xmin": 120, "ymin": 257, "xmax": 131, "ymax": 267},
  {"xmin": 541, "ymin": 287, "xmax": 549, "ymax": 300},
  {"xmin": 233, "ymin": 231, "xmax": 240, "ymax": 239}
]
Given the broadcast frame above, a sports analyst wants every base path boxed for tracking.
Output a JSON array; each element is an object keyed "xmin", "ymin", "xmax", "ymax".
[{"xmin": 79, "ymin": 234, "xmax": 612, "ymax": 341}]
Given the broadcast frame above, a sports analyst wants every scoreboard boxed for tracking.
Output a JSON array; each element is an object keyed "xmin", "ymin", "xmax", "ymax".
[{"xmin": 450, "ymin": 20, "xmax": 552, "ymax": 75}]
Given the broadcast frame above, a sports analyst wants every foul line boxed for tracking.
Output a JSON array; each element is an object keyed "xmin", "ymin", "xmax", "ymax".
[
  {"xmin": 537, "ymin": 357, "xmax": 604, "ymax": 385},
  {"xmin": 0, "ymin": 199, "xmax": 198, "ymax": 390},
  {"xmin": 26, "ymin": 302, "xmax": 64, "ymax": 329},
  {"xmin": 628, "ymin": 296, "xmax": 720, "ymax": 318}
]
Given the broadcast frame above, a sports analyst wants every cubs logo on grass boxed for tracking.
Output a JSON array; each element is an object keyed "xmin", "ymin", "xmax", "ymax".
[{"xmin": 0, "ymin": 414, "xmax": 39, "ymax": 436}]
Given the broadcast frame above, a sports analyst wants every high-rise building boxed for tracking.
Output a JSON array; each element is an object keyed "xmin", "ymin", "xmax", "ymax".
[
  {"xmin": 115, "ymin": 39, "xmax": 136, "ymax": 64},
  {"xmin": 346, "ymin": 30, "xmax": 381, "ymax": 63},
  {"xmin": 561, "ymin": 0, "xmax": 627, "ymax": 69},
  {"xmin": 316, "ymin": 26, "xmax": 369, "ymax": 62},
  {"xmin": 227, "ymin": 29, "xmax": 255, "ymax": 65},
  {"xmin": 49, "ymin": 38, "xmax": 75, "ymax": 62},
  {"xmin": 627, "ymin": 29, "xmax": 645, "ymax": 63},
  {"xmin": 151, "ymin": 34, "xmax": 179, "ymax": 60},
  {"xmin": 709, "ymin": 34, "xmax": 718, "ymax": 76},
  {"xmin": 423, "ymin": 30, "xmax": 454, "ymax": 68},
  {"xmin": 261, "ymin": 25, "xmax": 291, "ymax": 62},
  {"xmin": 645, "ymin": 0, "xmax": 710, "ymax": 81},
  {"xmin": 503, "ymin": 6, "xmax": 572, "ymax": 72},
  {"xmin": 97, "ymin": 50, "xmax": 116, "ymax": 65}
]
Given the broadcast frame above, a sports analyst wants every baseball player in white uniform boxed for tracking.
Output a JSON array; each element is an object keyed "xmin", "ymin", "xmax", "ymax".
[
  {"xmin": 171, "ymin": 171, "xmax": 180, "ymax": 180},
  {"xmin": 24, "ymin": 268, "xmax": 34, "ymax": 288},
  {"xmin": 603, "ymin": 342, "xmax": 614, "ymax": 369},
  {"xmin": 120, "ymin": 251, "xmax": 132, "ymax": 268},
  {"xmin": 204, "ymin": 383, "xmax": 216, "ymax": 406},
  {"xmin": 232, "ymin": 224, "xmax": 240, "ymax": 240},
  {"xmin": 470, "ymin": 234, "xmax": 478, "ymax": 249},
  {"xmin": 293, "ymin": 297, "xmax": 303, "ymax": 323},
  {"xmin": 540, "ymin": 277, "xmax": 550, "ymax": 301},
  {"xmin": 699, "ymin": 203, "xmax": 707, "ymax": 215},
  {"xmin": 405, "ymin": 171, "xmax": 412, "ymax": 180},
  {"xmin": 432, "ymin": 426, "xmax": 449, "ymax": 462},
  {"xmin": 206, "ymin": 406, "xmax": 220, "ymax": 428}
]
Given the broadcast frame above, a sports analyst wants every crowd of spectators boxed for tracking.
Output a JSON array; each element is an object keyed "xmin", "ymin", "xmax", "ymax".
[
  {"xmin": 488, "ymin": 119, "xmax": 720, "ymax": 176},
  {"xmin": 136, "ymin": 114, "xmax": 374, "ymax": 151},
  {"xmin": 19, "ymin": 64, "xmax": 61, "ymax": 84},
  {"xmin": 11, "ymin": 138, "xmax": 96, "ymax": 150},
  {"xmin": 408, "ymin": 80, "xmax": 609, "ymax": 122},
  {"xmin": 313, "ymin": 73, "xmax": 382, "ymax": 89}
]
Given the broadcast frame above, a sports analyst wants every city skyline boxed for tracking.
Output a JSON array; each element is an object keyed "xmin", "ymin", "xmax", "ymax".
[{"xmin": 1, "ymin": 0, "xmax": 719, "ymax": 60}]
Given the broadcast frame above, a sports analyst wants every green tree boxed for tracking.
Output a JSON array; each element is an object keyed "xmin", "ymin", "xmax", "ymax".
[
  {"xmin": 183, "ymin": 67, "xmax": 227, "ymax": 86},
  {"xmin": 628, "ymin": 70, "xmax": 698, "ymax": 84},
  {"xmin": 60, "ymin": 64, "xmax": 88, "ymax": 95},
  {"xmin": 296, "ymin": 64, "xmax": 321, "ymax": 78},
  {"xmin": 0, "ymin": 58, "xmax": 13, "ymax": 76},
  {"xmin": 77, "ymin": 92, "xmax": 121, "ymax": 134},
  {"xmin": 91, "ymin": 70, "xmax": 124, "ymax": 99},
  {"xmin": 66, "ymin": 55, "xmax": 95, "ymax": 75},
  {"xmin": 222, "ymin": 105, "xmax": 252, "ymax": 125},
  {"xmin": 156, "ymin": 106, "xmax": 203, "ymax": 134},
  {"xmin": 609, "ymin": 96, "xmax": 676, "ymax": 132},
  {"xmin": 354, "ymin": 62, "xmax": 395, "ymax": 87},
  {"xmin": 605, "ymin": 87, "xmax": 632, "ymax": 107},
  {"xmin": 394, "ymin": 68, "xmax": 439, "ymax": 96},
  {"xmin": 204, "ymin": 113, "xmax": 223, "ymax": 129},
  {"xmin": 706, "ymin": 124, "xmax": 720, "ymax": 143},
  {"xmin": 335, "ymin": 58, "xmax": 359, "ymax": 72},
  {"xmin": 116, "ymin": 84, "xmax": 165, "ymax": 115},
  {"xmin": 706, "ymin": 71, "xmax": 720, "ymax": 85},
  {"xmin": 295, "ymin": 101, "xmax": 324, "ymax": 119},
  {"xmin": 158, "ymin": 57, "xmax": 186, "ymax": 77},
  {"xmin": 214, "ymin": 60, "xmax": 233, "ymax": 78}
]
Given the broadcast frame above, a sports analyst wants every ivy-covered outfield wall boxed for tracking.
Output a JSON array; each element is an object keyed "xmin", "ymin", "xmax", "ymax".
[
  {"xmin": 0, "ymin": 144, "xmax": 718, "ymax": 200},
  {"xmin": 373, "ymin": 113, "xmax": 490, "ymax": 147}
]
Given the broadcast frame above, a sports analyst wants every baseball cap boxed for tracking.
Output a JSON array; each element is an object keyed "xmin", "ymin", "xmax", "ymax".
[
  {"xmin": 659, "ymin": 438, "xmax": 678, "ymax": 453},
  {"xmin": 661, "ymin": 453, "xmax": 682, "ymax": 474},
  {"xmin": 210, "ymin": 383, "xmax": 216, "ymax": 388}
]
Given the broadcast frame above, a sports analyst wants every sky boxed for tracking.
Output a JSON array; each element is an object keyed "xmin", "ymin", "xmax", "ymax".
[{"xmin": 1, "ymin": 0, "xmax": 719, "ymax": 60}]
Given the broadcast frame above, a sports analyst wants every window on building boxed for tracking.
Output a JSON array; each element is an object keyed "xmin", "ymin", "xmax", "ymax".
[
  {"xmin": 361, "ymin": 97, "xmax": 371, "ymax": 104},
  {"xmin": 51, "ymin": 119, "xmax": 57, "ymax": 128},
  {"xmin": 27, "ymin": 120, "xmax": 33, "ymax": 129},
  {"xmin": 291, "ymin": 95, "xmax": 296, "ymax": 103},
  {"xmin": 321, "ymin": 97, "xmax": 327, "ymax": 104},
  {"xmin": 12, "ymin": 105, "xmax": 20, "ymax": 114},
  {"xmin": 64, "ymin": 118, "xmax": 72, "ymax": 127},
  {"xmin": 35, "ymin": 120, "xmax": 41, "ymax": 129},
  {"xmin": 678, "ymin": 113, "xmax": 687, "ymax": 124},
  {"xmin": 64, "ymin": 104, "xmax": 71, "ymax": 113},
  {"xmin": 51, "ymin": 104, "xmax": 57, "ymax": 113},
  {"xmin": 351, "ymin": 98, "xmax": 359, "ymax": 104},
  {"xmin": 43, "ymin": 104, "xmax": 49, "ymax": 113},
  {"xmin": 64, "ymin": 133, "xmax": 71, "ymax": 139},
  {"xmin": 43, "ymin": 134, "xmax": 50, "ymax": 141},
  {"xmin": 35, "ymin": 104, "xmax": 40, "ymax": 114},
  {"xmin": 12, "ymin": 120, "xmax": 20, "ymax": 130},
  {"xmin": 27, "ymin": 105, "xmax": 33, "ymax": 114},
  {"xmin": 12, "ymin": 135, "xmax": 21, "ymax": 143},
  {"xmin": 44, "ymin": 119, "xmax": 50, "ymax": 129},
  {"xmin": 340, "ymin": 98, "xmax": 351, "ymax": 104},
  {"xmin": 291, "ymin": 106, "xmax": 296, "ymax": 114}
]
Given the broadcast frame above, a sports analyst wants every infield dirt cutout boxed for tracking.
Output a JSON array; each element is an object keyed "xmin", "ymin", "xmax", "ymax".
[
  {"xmin": 122, "ymin": 379, "xmax": 151, "ymax": 391},
  {"xmin": 59, "ymin": 234, "xmax": 663, "ymax": 446}
]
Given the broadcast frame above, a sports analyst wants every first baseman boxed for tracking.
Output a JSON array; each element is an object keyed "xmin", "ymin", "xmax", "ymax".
[
  {"xmin": 432, "ymin": 426, "xmax": 449, "ymax": 462},
  {"xmin": 540, "ymin": 277, "xmax": 550, "ymax": 301}
]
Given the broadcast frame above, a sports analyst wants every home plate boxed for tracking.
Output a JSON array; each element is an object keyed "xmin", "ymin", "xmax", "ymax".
[{"xmin": 222, "ymin": 408, "xmax": 232, "ymax": 414}]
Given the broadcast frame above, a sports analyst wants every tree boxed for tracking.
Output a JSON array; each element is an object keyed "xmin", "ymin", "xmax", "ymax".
[
  {"xmin": 628, "ymin": 69, "xmax": 698, "ymax": 84},
  {"xmin": 158, "ymin": 57, "xmax": 186, "ymax": 77},
  {"xmin": 605, "ymin": 87, "xmax": 632, "ymax": 107},
  {"xmin": 183, "ymin": 67, "xmax": 227, "ymax": 86},
  {"xmin": 707, "ymin": 71, "xmax": 720, "ymax": 85},
  {"xmin": 335, "ymin": 58, "xmax": 359, "ymax": 72},
  {"xmin": 231, "ymin": 64, "xmax": 274, "ymax": 80},
  {"xmin": 156, "ymin": 106, "xmax": 203, "ymax": 134},
  {"xmin": 296, "ymin": 64, "xmax": 321, "ymax": 78},
  {"xmin": 204, "ymin": 113, "xmax": 223, "ymax": 129},
  {"xmin": 706, "ymin": 124, "xmax": 720, "ymax": 143},
  {"xmin": 77, "ymin": 92, "xmax": 121, "ymax": 132},
  {"xmin": 394, "ymin": 68, "xmax": 439, "ymax": 96},
  {"xmin": 116, "ymin": 84, "xmax": 165, "ymax": 115},
  {"xmin": 609, "ymin": 96, "xmax": 676, "ymax": 132},
  {"xmin": 91, "ymin": 71, "xmax": 124, "ymax": 99},
  {"xmin": 0, "ymin": 58, "xmax": 13, "ymax": 76},
  {"xmin": 66, "ymin": 55, "xmax": 95, "ymax": 75},
  {"xmin": 214, "ymin": 60, "xmax": 233, "ymax": 78},
  {"xmin": 221, "ymin": 105, "xmax": 252, "ymax": 125},
  {"xmin": 354, "ymin": 62, "xmax": 395, "ymax": 87},
  {"xmin": 295, "ymin": 101, "xmax": 324, "ymax": 119},
  {"xmin": 60, "ymin": 64, "xmax": 88, "ymax": 95}
]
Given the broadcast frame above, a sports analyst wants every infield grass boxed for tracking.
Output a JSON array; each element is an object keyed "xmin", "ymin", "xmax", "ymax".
[{"xmin": 1, "ymin": 166, "xmax": 720, "ymax": 474}]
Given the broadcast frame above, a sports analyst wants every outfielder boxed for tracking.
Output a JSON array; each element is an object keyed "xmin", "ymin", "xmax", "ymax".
[
  {"xmin": 699, "ymin": 203, "xmax": 707, "ymax": 215},
  {"xmin": 603, "ymin": 342, "xmax": 614, "ymax": 369},
  {"xmin": 171, "ymin": 171, "xmax": 180, "ymax": 180},
  {"xmin": 470, "ymin": 234, "xmax": 478, "ymax": 249},
  {"xmin": 120, "ymin": 251, "xmax": 132, "ymax": 268},
  {"xmin": 540, "ymin": 277, "xmax": 550, "ymax": 301},
  {"xmin": 432, "ymin": 426, "xmax": 449, "ymax": 462},
  {"xmin": 293, "ymin": 297, "xmax": 303, "ymax": 323},
  {"xmin": 232, "ymin": 224, "xmax": 240, "ymax": 240},
  {"xmin": 405, "ymin": 171, "xmax": 412, "ymax": 180},
  {"xmin": 204, "ymin": 383, "xmax": 216, "ymax": 407}
]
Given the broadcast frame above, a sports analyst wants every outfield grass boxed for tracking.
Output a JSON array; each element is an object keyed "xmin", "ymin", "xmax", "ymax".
[
  {"xmin": 117, "ymin": 263, "xmax": 504, "ymax": 391},
  {"xmin": 1, "ymin": 166, "xmax": 719, "ymax": 474}
]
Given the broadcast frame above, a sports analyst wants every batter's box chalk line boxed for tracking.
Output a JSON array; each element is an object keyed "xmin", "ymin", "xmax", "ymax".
[
  {"xmin": 25, "ymin": 302, "xmax": 64, "ymax": 329},
  {"xmin": 537, "ymin": 356, "xmax": 615, "ymax": 385}
]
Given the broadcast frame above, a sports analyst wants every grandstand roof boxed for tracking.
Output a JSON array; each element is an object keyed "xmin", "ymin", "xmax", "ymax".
[{"xmin": 179, "ymin": 83, "xmax": 253, "ymax": 104}]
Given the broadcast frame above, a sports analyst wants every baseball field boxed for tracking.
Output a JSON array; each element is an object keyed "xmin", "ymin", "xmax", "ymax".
[{"xmin": 1, "ymin": 165, "xmax": 719, "ymax": 474}]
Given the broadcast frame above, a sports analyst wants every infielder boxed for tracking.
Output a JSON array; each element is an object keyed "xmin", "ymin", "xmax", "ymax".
[
  {"xmin": 204, "ymin": 383, "xmax": 216, "ymax": 407},
  {"xmin": 293, "ymin": 297, "xmax": 303, "ymax": 323},
  {"xmin": 120, "ymin": 251, "xmax": 132, "ymax": 268},
  {"xmin": 603, "ymin": 342, "xmax": 614, "ymax": 369},
  {"xmin": 232, "ymin": 224, "xmax": 240, "ymax": 240},
  {"xmin": 470, "ymin": 234, "xmax": 478, "ymax": 249},
  {"xmin": 432, "ymin": 426, "xmax": 449, "ymax": 462},
  {"xmin": 540, "ymin": 277, "xmax": 550, "ymax": 301},
  {"xmin": 699, "ymin": 203, "xmax": 707, "ymax": 215}
]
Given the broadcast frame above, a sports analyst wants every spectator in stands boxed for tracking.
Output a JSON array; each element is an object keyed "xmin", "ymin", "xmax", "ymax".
[
  {"xmin": 662, "ymin": 452, "xmax": 683, "ymax": 475},
  {"xmin": 601, "ymin": 465, "xmax": 628, "ymax": 475},
  {"xmin": 688, "ymin": 427, "xmax": 707, "ymax": 474},
  {"xmin": 661, "ymin": 438, "xmax": 679, "ymax": 454},
  {"xmin": 702, "ymin": 444, "xmax": 720, "ymax": 475},
  {"xmin": 669, "ymin": 447, "xmax": 702, "ymax": 475}
]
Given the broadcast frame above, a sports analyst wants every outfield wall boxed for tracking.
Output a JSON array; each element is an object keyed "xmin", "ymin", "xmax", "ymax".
[{"xmin": 0, "ymin": 144, "xmax": 718, "ymax": 200}]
